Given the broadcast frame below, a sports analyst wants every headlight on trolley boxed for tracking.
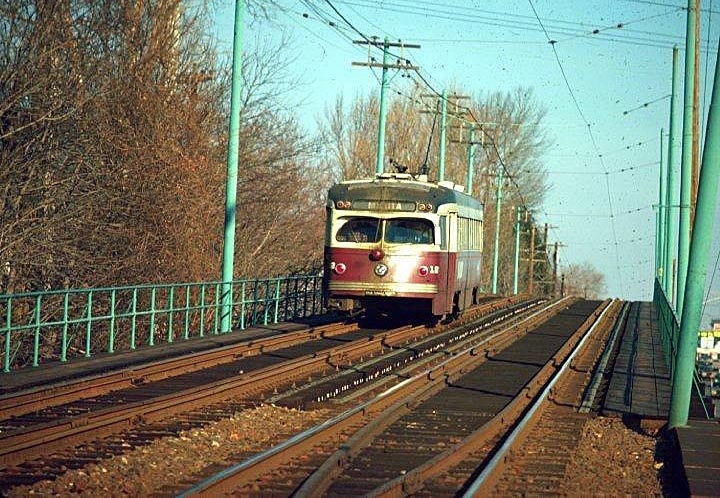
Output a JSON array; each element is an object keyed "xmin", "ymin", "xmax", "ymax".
[
  {"xmin": 335, "ymin": 200, "xmax": 352, "ymax": 209},
  {"xmin": 417, "ymin": 203, "xmax": 433, "ymax": 212}
]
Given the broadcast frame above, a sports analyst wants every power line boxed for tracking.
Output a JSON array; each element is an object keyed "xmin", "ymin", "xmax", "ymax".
[
  {"xmin": 622, "ymin": 94, "xmax": 672, "ymax": 115},
  {"xmin": 332, "ymin": 0, "xmax": 706, "ymax": 53}
]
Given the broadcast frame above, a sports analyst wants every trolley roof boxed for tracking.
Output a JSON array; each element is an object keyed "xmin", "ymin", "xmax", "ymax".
[{"xmin": 327, "ymin": 174, "xmax": 484, "ymax": 212}]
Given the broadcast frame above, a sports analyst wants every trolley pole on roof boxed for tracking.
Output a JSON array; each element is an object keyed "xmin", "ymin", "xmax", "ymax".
[
  {"xmin": 664, "ymin": 47, "xmax": 681, "ymax": 301},
  {"xmin": 669, "ymin": 34, "xmax": 720, "ymax": 427},
  {"xmin": 220, "ymin": 0, "xmax": 244, "ymax": 334},
  {"xmin": 677, "ymin": 0, "xmax": 699, "ymax": 316},
  {"xmin": 491, "ymin": 164, "xmax": 504, "ymax": 294},
  {"xmin": 352, "ymin": 38, "xmax": 420, "ymax": 176},
  {"xmin": 438, "ymin": 89, "xmax": 448, "ymax": 182},
  {"xmin": 513, "ymin": 205, "xmax": 522, "ymax": 295}
]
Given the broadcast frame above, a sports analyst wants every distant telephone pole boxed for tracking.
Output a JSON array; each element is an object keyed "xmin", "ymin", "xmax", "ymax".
[
  {"xmin": 424, "ymin": 94, "xmax": 468, "ymax": 182},
  {"xmin": 352, "ymin": 38, "xmax": 419, "ymax": 175},
  {"xmin": 491, "ymin": 164, "xmax": 504, "ymax": 294},
  {"xmin": 513, "ymin": 206, "xmax": 522, "ymax": 295},
  {"xmin": 528, "ymin": 224, "xmax": 536, "ymax": 295}
]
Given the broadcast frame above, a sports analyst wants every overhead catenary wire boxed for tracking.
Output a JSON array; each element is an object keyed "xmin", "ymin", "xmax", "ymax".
[
  {"xmin": 332, "ymin": 0, "xmax": 707, "ymax": 53},
  {"xmin": 527, "ymin": 0, "xmax": 625, "ymax": 296}
]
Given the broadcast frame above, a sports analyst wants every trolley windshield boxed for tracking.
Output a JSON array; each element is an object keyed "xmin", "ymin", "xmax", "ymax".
[{"xmin": 335, "ymin": 217, "xmax": 434, "ymax": 245}]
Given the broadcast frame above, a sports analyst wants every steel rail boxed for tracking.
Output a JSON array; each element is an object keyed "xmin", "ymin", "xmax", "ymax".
[
  {"xmin": 362, "ymin": 299, "xmax": 617, "ymax": 498},
  {"xmin": 0, "ymin": 320, "xmax": 358, "ymax": 419},
  {"xmin": 0, "ymin": 296, "xmax": 521, "ymax": 470},
  {"xmin": 461, "ymin": 299, "xmax": 618, "ymax": 497},
  {"xmin": 579, "ymin": 301, "xmax": 630, "ymax": 413},
  {"xmin": 179, "ymin": 297, "xmax": 575, "ymax": 497}
]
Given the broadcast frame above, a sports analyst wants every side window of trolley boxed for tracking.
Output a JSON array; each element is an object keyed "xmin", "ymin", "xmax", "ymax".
[{"xmin": 335, "ymin": 217, "xmax": 381, "ymax": 243}]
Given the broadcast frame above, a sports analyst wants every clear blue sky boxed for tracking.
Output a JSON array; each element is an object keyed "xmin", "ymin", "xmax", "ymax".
[{"xmin": 212, "ymin": 0, "xmax": 720, "ymax": 321}]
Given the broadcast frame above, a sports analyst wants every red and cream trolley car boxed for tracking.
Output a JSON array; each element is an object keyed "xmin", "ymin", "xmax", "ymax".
[{"xmin": 323, "ymin": 173, "xmax": 484, "ymax": 317}]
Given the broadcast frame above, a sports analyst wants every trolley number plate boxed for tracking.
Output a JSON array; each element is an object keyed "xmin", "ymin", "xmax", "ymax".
[{"xmin": 365, "ymin": 290, "xmax": 397, "ymax": 296}]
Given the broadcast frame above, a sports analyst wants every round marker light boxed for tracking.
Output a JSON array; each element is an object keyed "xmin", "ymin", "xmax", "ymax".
[
  {"xmin": 425, "ymin": 203, "xmax": 433, "ymax": 211},
  {"xmin": 369, "ymin": 248, "xmax": 385, "ymax": 261},
  {"xmin": 334, "ymin": 262, "xmax": 346, "ymax": 275},
  {"xmin": 418, "ymin": 203, "xmax": 426, "ymax": 212},
  {"xmin": 418, "ymin": 265, "xmax": 429, "ymax": 277},
  {"xmin": 374, "ymin": 263, "xmax": 388, "ymax": 277}
]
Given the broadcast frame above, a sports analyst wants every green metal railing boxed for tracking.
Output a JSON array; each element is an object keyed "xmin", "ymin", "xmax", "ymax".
[
  {"xmin": 1, "ymin": 275, "xmax": 323, "ymax": 373},
  {"xmin": 654, "ymin": 279, "xmax": 711, "ymax": 419}
]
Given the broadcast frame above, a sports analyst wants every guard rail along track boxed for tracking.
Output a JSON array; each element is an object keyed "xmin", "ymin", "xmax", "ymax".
[{"xmin": 0, "ymin": 295, "xmax": 525, "ymax": 470}]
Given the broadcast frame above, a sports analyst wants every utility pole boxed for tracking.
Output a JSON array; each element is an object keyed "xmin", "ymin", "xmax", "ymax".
[
  {"xmin": 439, "ymin": 89, "xmax": 448, "ymax": 181},
  {"xmin": 466, "ymin": 124, "xmax": 476, "ymax": 194},
  {"xmin": 552, "ymin": 242, "xmax": 560, "ymax": 297},
  {"xmin": 664, "ymin": 47, "xmax": 682, "ymax": 300},
  {"xmin": 220, "ymin": 0, "xmax": 245, "ymax": 334},
  {"xmin": 528, "ymin": 224, "xmax": 536, "ymax": 295},
  {"xmin": 513, "ymin": 206, "xmax": 522, "ymax": 295},
  {"xmin": 352, "ymin": 38, "xmax": 420, "ymax": 175},
  {"xmin": 491, "ymin": 164, "xmax": 504, "ymax": 294},
  {"xmin": 657, "ymin": 128, "xmax": 667, "ymax": 281},
  {"xmin": 669, "ymin": 34, "xmax": 720, "ymax": 427},
  {"xmin": 677, "ymin": 0, "xmax": 699, "ymax": 316},
  {"xmin": 427, "ymin": 95, "xmax": 469, "ymax": 183},
  {"xmin": 691, "ymin": 0, "xmax": 701, "ymax": 227},
  {"xmin": 560, "ymin": 273, "xmax": 565, "ymax": 298}
]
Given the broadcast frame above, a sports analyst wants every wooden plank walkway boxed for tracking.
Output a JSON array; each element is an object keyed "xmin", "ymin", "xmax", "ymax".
[
  {"xmin": 677, "ymin": 419, "xmax": 720, "ymax": 497},
  {"xmin": 603, "ymin": 301, "xmax": 671, "ymax": 419}
]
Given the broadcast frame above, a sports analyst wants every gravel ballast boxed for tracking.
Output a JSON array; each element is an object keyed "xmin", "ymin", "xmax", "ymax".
[
  {"xmin": 7, "ymin": 405, "xmax": 329, "ymax": 497},
  {"xmin": 562, "ymin": 415, "xmax": 664, "ymax": 496}
]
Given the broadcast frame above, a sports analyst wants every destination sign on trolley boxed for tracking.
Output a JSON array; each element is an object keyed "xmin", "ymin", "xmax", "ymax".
[{"xmin": 352, "ymin": 200, "xmax": 416, "ymax": 212}]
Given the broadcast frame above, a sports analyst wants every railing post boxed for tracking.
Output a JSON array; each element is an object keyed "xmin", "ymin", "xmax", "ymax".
[
  {"xmin": 263, "ymin": 280, "xmax": 270, "ymax": 326},
  {"xmin": 273, "ymin": 277, "xmax": 281, "ymax": 324},
  {"xmin": 183, "ymin": 285, "xmax": 191, "ymax": 340},
  {"xmin": 32, "ymin": 295, "xmax": 41, "ymax": 367},
  {"xmin": 60, "ymin": 292, "xmax": 69, "ymax": 362},
  {"xmin": 251, "ymin": 280, "xmax": 259, "ymax": 328},
  {"xmin": 4, "ymin": 298, "xmax": 12, "ymax": 372},
  {"xmin": 149, "ymin": 287, "xmax": 156, "ymax": 346},
  {"xmin": 199, "ymin": 284, "xmax": 206, "ymax": 337},
  {"xmin": 85, "ymin": 291, "xmax": 93, "ymax": 357},
  {"xmin": 130, "ymin": 288, "xmax": 137, "ymax": 350},
  {"xmin": 108, "ymin": 289, "xmax": 116, "ymax": 353},
  {"xmin": 167, "ymin": 286, "xmax": 174, "ymax": 343},
  {"xmin": 213, "ymin": 283, "xmax": 220, "ymax": 335},
  {"xmin": 240, "ymin": 281, "xmax": 246, "ymax": 330}
]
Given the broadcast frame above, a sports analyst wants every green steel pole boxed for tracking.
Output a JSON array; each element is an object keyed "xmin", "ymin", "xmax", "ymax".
[
  {"xmin": 375, "ymin": 37, "xmax": 390, "ymax": 176},
  {"xmin": 220, "ymin": 0, "xmax": 244, "ymax": 334},
  {"xmin": 657, "ymin": 128, "xmax": 667, "ymax": 281},
  {"xmin": 664, "ymin": 47, "xmax": 682, "ymax": 298},
  {"xmin": 466, "ymin": 124, "xmax": 476, "ymax": 194},
  {"xmin": 669, "ymin": 35, "xmax": 720, "ymax": 427},
  {"xmin": 438, "ymin": 89, "xmax": 447, "ymax": 182},
  {"xmin": 513, "ymin": 205, "xmax": 521, "ymax": 295},
  {"xmin": 491, "ymin": 165, "xmax": 504, "ymax": 294},
  {"xmin": 677, "ymin": 0, "xmax": 698, "ymax": 316}
]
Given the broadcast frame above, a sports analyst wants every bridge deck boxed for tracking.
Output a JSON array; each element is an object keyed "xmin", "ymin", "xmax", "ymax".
[
  {"xmin": 0, "ymin": 317, "xmax": 333, "ymax": 396},
  {"xmin": 603, "ymin": 301, "xmax": 671, "ymax": 419},
  {"xmin": 677, "ymin": 419, "xmax": 720, "ymax": 497}
]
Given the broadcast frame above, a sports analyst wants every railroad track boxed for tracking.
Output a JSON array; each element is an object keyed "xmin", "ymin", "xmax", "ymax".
[
  {"xmin": 177, "ymin": 298, "xmax": 616, "ymax": 497},
  {"xmin": 0, "ymin": 295, "xmax": 524, "ymax": 488}
]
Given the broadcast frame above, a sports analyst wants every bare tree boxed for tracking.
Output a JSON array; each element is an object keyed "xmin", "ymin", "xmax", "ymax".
[{"xmin": 564, "ymin": 262, "xmax": 606, "ymax": 299}]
